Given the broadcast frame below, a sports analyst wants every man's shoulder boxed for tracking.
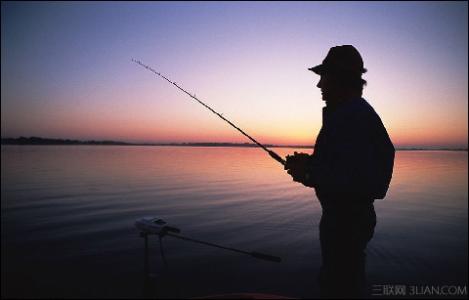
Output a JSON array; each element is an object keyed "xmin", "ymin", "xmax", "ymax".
[
  {"xmin": 351, "ymin": 98, "xmax": 377, "ymax": 114},
  {"xmin": 342, "ymin": 98, "xmax": 378, "ymax": 121}
]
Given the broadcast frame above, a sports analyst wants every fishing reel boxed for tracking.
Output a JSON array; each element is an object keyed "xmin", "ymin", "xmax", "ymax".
[{"xmin": 284, "ymin": 151, "xmax": 311, "ymax": 169}]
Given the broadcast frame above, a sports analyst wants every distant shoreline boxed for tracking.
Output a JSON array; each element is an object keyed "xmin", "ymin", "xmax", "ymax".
[
  {"xmin": 1, "ymin": 136, "xmax": 467, "ymax": 151},
  {"xmin": 0, "ymin": 136, "xmax": 312, "ymax": 149}
]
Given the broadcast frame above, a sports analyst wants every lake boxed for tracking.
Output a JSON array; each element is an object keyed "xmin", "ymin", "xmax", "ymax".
[{"xmin": 1, "ymin": 146, "xmax": 467, "ymax": 298}]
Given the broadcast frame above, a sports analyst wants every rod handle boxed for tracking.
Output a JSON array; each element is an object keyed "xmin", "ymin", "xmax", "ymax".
[
  {"xmin": 268, "ymin": 150, "xmax": 286, "ymax": 166},
  {"xmin": 250, "ymin": 251, "xmax": 282, "ymax": 263}
]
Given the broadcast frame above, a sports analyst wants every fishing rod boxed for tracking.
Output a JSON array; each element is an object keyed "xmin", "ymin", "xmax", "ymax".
[
  {"xmin": 136, "ymin": 217, "xmax": 282, "ymax": 263},
  {"xmin": 132, "ymin": 58, "xmax": 286, "ymax": 166},
  {"xmin": 136, "ymin": 217, "xmax": 281, "ymax": 297}
]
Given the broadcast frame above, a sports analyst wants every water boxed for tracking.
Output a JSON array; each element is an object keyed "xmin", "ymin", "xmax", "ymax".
[{"xmin": 1, "ymin": 146, "xmax": 467, "ymax": 298}]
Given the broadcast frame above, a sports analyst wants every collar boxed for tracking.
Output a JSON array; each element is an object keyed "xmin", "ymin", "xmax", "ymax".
[{"xmin": 322, "ymin": 97, "xmax": 363, "ymax": 125}]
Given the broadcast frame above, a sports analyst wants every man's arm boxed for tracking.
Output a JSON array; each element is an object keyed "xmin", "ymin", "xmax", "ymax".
[{"xmin": 305, "ymin": 114, "xmax": 375, "ymax": 197}]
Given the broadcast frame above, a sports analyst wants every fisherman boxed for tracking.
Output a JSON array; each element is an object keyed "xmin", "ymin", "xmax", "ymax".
[{"xmin": 284, "ymin": 45, "xmax": 395, "ymax": 298}]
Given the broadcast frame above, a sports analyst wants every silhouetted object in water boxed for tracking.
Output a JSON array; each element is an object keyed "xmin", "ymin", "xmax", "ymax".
[
  {"xmin": 135, "ymin": 217, "xmax": 282, "ymax": 297},
  {"xmin": 285, "ymin": 45, "xmax": 395, "ymax": 298}
]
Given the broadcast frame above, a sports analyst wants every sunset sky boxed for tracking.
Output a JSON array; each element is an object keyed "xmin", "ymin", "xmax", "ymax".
[{"xmin": 1, "ymin": 2, "xmax": 468, "ymax": 148}]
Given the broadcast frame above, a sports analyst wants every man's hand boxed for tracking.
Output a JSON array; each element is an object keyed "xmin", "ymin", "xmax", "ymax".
[{"xmin": 284, "ymin": 152, "xmax": 315, "ymax": 187}]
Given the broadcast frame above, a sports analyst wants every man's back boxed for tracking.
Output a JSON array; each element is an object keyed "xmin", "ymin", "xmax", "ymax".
[{"xmin": 311, "ymin": 97, "xmax": 395, "ymax": 205}]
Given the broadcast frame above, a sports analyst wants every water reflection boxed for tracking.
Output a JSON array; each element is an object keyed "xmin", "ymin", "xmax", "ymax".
[{"xmin": 1, "ymin": 146, "xmax": 467, "ymax": 298}]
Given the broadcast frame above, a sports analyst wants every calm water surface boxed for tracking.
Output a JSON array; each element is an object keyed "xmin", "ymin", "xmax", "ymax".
[{"xmin": 1, "ymin": 146, "xmax": 467, "ymax": 298}]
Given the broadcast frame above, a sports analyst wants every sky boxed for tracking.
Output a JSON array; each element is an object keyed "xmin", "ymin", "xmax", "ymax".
[{"xmin": 1, "ymin": 1, "xmax": 468, "ymax": 148}]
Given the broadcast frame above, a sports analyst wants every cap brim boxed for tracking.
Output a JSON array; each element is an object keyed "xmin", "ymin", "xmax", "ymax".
[{"xmin": 308, "ymin": 64, "xmax": 323, "ymax": 75}]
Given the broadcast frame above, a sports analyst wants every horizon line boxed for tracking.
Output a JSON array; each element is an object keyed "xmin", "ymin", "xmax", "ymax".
[{"xmin": 1, "ymin": 136, "xmax": 468, "ymax": 151}]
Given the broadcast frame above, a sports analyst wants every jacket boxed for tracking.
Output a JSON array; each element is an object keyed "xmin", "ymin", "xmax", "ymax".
[{"xmin": 309, "ymin": 97, "xmax": 395, "ymax": 204}]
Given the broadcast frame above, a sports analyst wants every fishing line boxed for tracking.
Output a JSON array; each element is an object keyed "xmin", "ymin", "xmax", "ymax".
[{"xmin": 132, "ymin": 59, "xmax": 286, "ymax": 166}]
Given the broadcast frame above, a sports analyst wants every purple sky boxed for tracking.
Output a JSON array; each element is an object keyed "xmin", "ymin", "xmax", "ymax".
[{"xmin": 1, "ymin": 2, "xmax": 467, "ymax": 147}]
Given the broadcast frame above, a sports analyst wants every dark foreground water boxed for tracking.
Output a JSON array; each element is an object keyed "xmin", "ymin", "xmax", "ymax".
[{"xmin": 1, "ymin": 146, "xmax": 467, "ymax": 298}]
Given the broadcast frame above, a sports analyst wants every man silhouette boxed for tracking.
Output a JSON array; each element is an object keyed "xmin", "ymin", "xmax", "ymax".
[{"xmin": 285, "ymin": 45, "xmax": 395, "ymax": 298}]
